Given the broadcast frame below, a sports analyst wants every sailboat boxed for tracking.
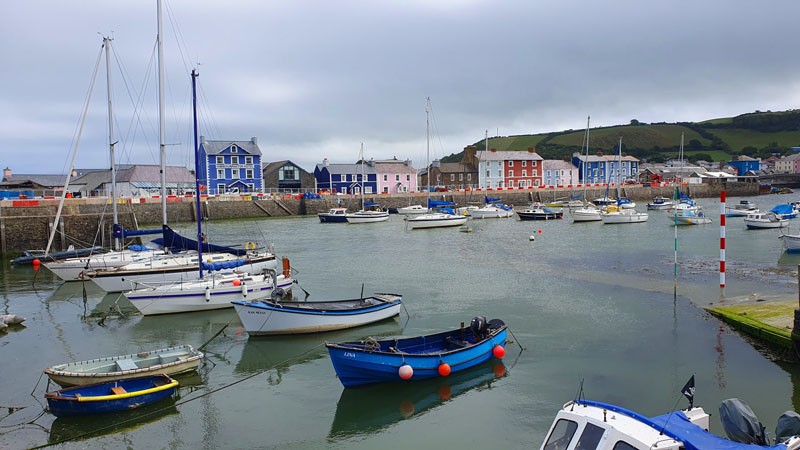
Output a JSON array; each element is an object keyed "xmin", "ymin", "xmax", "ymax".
[
  {"xmin": 600, "ymin": 137, "xmax": 648, "ymax": 224},
  {"xmin": 44, "ymin": 36, "xmax": 163, "ymax": 281},
  {"xmin": 571, "ymin": 116, "xmax": 602, "ymax": 222},
  {"xmin": 84, "ymin": 0, "xmax": 277, "ymax": 292},
  {"xmin": 345, "ymin": 143, "xmax": 390, "ymax": 224},
  {"xmin": 122, "ymin": 70, "xmax": 292, "ymax": 315},
  {"xmin": 405, "ymin": 98, "xmax": 468, "ymax": 230}
]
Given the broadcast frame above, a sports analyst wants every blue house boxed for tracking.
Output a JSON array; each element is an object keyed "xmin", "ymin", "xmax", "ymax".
[
  {"xmin": 727, "ymin": 155, "xmax": 761, "ymax": 176},
  {"xmin": 313, "ymin": 158, "xmax": 378, "ymax": 195},
  {"xmin": 199, "ymin": 136, "xmax": 263, "ymax": 194},
  {"xmin": 571, "ymin": 152, "xmax": 639, "ymax": 184}
]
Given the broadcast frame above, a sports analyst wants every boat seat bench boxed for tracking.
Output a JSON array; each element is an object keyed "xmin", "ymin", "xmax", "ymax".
[
  {"xmin": 111, "ymin": 386, "xmax": 127, "ymax": 395},
  {"xmin": 158, "ymin": 351, "xmax": 186, "ymax": 364},
  {"xmin": 116, "ymin": 359, "xmax": 138, "ymax": 371}
]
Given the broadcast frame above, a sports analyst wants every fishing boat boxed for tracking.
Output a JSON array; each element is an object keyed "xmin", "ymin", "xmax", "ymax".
[
  {"xmin": 779, "ymin": 231, "xmax": 800, "ymax": 253},
  {"xmin": 744, "ymin": 212, "xmax": 788, "ymax": 229},
  {"xmin": 647, "ymin": 196, "xmax": 675, "ymax": 210},
  {"xmin": 539, "ymin": 379, "xmax": 800, "ymax": 450},
  {"xmin": 325, "ymin": 316, "xmax": 507, "ymax": 388},
  {"xmin": 44, "ymin": 344, "xmax": 203, "ymax": 387},
  {"xmin": 516, "ymin": 203, "xmax": 563, "ymax": 220},
  {"xmin": 46, "ymin": 374, "xmax": 178, "ymax": 417},
  {"xmin": 232, "ymin": 292, "xmax": 402, "ymax": 336},
  {"xmin": 318, "ymin": 207, "xmax": 349, "ymax": 223},
  {"xmin": 470, "ymin": 197, "xmax": 514, "ymax": 219},
  {"xmin": 405, "ymin": 98, "xmax": 469, "ymax": 230},
  {"xmin": 725, "ymin": 199, "xmax": 759, "ymax": 217},
  {"xmin": 771, "ymin": 204, "xmax": 797, "ymax": 219}
]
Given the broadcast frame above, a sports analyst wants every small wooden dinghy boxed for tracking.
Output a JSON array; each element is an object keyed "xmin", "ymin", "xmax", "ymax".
[
  {"xmin": 326, "ymin": 316, "xmax": 507, "ymax": 388},
  {"xmin": 45, "ymin": 374, "xmax": 178, "ymax": 417},
  {"xmin": 44, "ymin": 344, "xmax": 204, "ymax": 387}
]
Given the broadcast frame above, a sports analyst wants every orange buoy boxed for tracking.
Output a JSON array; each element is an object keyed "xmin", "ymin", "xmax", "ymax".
[
  {"xmin": 398, "ymin": 364, "xmax": 413, "ymax": 380},
  {"xmin": 493, "ymin": 345, "xmax": 506, "ymax": 358},
  {"xmin": 437, "ymin": 363, "xmax": 451, "ymax": 377},
  {"xmin": 538, "ymin": 229, "xmax": 543, "ymax": 234},
  {"xmin": 282, "ymin": 257, "xmax": 291, "ymax": 278},
  {"xmin": 232, "ymin": 278, "xmax": 241, "ymax": 287},
  {"xmin": 32, "ymin": 259, "xmax": 41, "ymax": 270}
]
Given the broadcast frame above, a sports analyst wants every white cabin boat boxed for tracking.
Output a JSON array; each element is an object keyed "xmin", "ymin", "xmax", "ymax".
[{"xmin": 744, "ymin": 212, "xmax": 788, "ymax": 229}]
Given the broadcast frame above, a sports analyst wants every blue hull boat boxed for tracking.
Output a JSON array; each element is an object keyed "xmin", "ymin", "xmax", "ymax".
[
  {"xmin": 45, "ymin": 375, "xmax": 178, "ymax": 417},
  {"xmin": 326, "ymin": 317, "xmax": 507, "ymax": 388},
  {"xmin": 11, "ymin": 246, "xmax": 105, "ymax": 265}
]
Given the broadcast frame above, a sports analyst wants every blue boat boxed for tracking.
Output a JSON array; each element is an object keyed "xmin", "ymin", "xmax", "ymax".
[
  {"xmin": 325, "ymin": 317, "xmax": 507, "ymax": 388},
  {"xmin": 45, "ymin": 374, "xmax": 178, "ymax": 417},
  {"xmin": 11, "ymin": 246, "xmax": 105, "ymax": 265}
]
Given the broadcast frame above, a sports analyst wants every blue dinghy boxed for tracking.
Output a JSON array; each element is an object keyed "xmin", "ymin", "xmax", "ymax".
[
  {"xmin": 45, "ymin": 374, "xmax": 178, "ymax": 417},
  {"xmin": 326, "ymin": 317, "xmax": 507, "ymax": 388}
]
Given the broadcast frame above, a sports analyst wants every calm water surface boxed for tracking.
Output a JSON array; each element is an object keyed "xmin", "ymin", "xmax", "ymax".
[{"xmin": 1, "ymin": 194, "xmax": 800, "ymax": 449}]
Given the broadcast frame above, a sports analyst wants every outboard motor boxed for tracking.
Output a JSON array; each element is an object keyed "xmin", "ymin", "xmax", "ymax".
[
  {"xmin": 719, "ymin": 398, "xmax": 769, "ymax": 445},
  {"xmin": 776, "ymin": 411, "xmax": 800, "ymax": 443},
  {"xmin": 470, "ymin": 316, "xmax": 487, "ymax": 339}
]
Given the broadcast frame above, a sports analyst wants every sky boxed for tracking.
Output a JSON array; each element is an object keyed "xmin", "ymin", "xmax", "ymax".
[{"xmin": 3, "ymin": 0, "xmax": 800, "ymax": 176}]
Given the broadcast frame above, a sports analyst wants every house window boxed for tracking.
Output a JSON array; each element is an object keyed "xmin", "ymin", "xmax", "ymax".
[
  {"xmin": 507, "ymin": 180, "xmax": 514, "ymax": 188},
  {"xmin": 248, "ymin": 183, "xmax": 254, "ymax": 192},
  {"xmin": 535, "ymin": 179, "xmax": 540, "ymax": 186},
  {"xmin": 396, "ymin": 174, "xmax": 400, "ymax": 181},
  {"xmin": 365, "ymin": 186, "xmax": 373, "ymax": 194},
  {"xmin": 459, "ymin": 173, "xmax": 463, "ymax": 181},
  {"xmin": 508, "ymin": 161, "xmax": 514, "ymax": 167},
  {"xmin": 383, "ymin": 187, "xmax": 388, "ymax": 193},
  {"xmin": 450, "ymin": 174, "xmax": 455, "ymax": 181},
  {"xmin": 216, "ymin": 156, "xmax": 224, "ymax": 165},
  {"xmin": 497, "ymin": 170, "xmax": 502, "ymax": 177},
  {"xmin": 436, "ymin": 174, "xmax": 441, "ymax": 182},
  {"xmin": 245, "ymin": 169, "xmax": 254, "ymax": 179},
  {"xmin": 486, "ymin": 170, "xmax": 490, "ymax": 178},
  {"xmin": 508, "ymin": 170, "xmax": 513, "ymax": 177},
  {"xmin": 522, "ymin": 161, "xmax": 527, "ymax": 167},
  {"xmin": 522, "ymin": 170, "xmax": 527, "ymax": 177},
  {"xmin": 383, "ymin": 174, "xmax": 388, "ymax": 181},
  {"xmin": 467, "ymin": 174, "xmax": 472, "ymax": 181},
  {"xmin": 216, "ymin": 169, "xmax": 224, "ymax": 179},
  {"xmin": 231, "ymin": 156, "xmax": 239, "ymax": 165},
  {"xmin": 245, "ymin": 156, "xmax": 253, "ymax": 165},
  {"xmin": 230, "ymin": 145, "xmax": 238, "ymax": 153},
  {"xmin": 217, "ymin": 184, "xmax": 225, "ymax": 194},
  {"xmin": 280, "ymin": 166, "xmax": 298, "ymax": 180},
  {"xmin": 532, "ymin": 161, "xmax": 537, "ymax": 166},
  {"xmin": 231, "ymin": 169, "xmax": 239, "ymax": 179},
  {"xmin": 406, "ymin": 174, "xmax": 410, "ymax": 181}
]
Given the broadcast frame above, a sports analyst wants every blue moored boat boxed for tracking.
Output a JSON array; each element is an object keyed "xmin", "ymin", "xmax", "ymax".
[
  {"xmin": 45, "ymin": 374, "xmax": 178, "ymax": 417},
  {"xmin": 325, "ymin": 317, "xmax": 507, "ymax": 388}
]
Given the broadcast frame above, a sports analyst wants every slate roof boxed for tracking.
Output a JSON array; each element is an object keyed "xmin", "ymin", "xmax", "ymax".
[
  {"xmin": 477, "ymin": 151, "xmax": 544, "ymax": 161},
  {"xmin": 542, "ymin": 160, "xmax": 575, "ymax": 170},
  {"xmin": 315, "ymin": 163, "xmax": 377, "ymax": 175},
  {"xmin": 200, "ymin": 137, "xmax": 262, "ymax": 156},
  {"xmin": 2, "ymin": 174, "xmax": 71, "ymax": 187}
]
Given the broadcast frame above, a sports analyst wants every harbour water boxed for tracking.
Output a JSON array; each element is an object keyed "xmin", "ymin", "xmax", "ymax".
[{"xmin": 1, "ymin": 194, "xmax": 799, "ymax": 449}]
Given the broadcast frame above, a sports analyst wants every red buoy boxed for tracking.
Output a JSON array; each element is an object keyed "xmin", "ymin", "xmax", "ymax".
[
  {"xmin": 32, "ymin": 259, "xmax": 41, "ymax": 270},
  {"xmin": 437, "ymin": 363, "xmax": 451, "ymax": 377},
  {"xmin": 232, "ymin": 278, "xmax": 241, "ymax": 287},
  {"xmin": 398, "ymin": 364, "xmax": 413, "ymax": 380},
  {"xmin": 493, "ymin": 345, "xmax": 506, "ymax": 358}
]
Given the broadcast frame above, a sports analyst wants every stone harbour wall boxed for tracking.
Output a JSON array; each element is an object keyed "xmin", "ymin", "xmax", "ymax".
[{"xmin": 0, "ymin": 182, "xmax": 760, "ymax": 258}]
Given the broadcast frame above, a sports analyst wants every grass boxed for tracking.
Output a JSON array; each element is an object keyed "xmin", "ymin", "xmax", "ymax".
[
  {"xmin": 708, "ymin": 129, "xmax": 800, "ymax": 152},
  {"xmin": 547, "ymin": 124, "xmax": 711, "ymax": 149}
]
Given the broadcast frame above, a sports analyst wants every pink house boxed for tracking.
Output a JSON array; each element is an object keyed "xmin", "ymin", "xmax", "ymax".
[{"xmin": 373, "ymin": 158, "xmax": 418, "ymax": 194}]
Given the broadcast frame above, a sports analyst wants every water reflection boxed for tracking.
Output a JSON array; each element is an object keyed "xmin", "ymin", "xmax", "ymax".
[
  {"xmin": 47, "ymin": 398, "xmax": 178, "ymax": 444},
  {"xmin": 328, "ymin": 360, "xmax": 507, "ymax": 440},
  {"xmin": 778, "ymin": 251, "xmax": 800, "ymax": 268}
]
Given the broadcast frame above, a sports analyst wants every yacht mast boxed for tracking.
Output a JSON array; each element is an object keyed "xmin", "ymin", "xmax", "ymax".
[
  {"xmin": 104, "ymin": 36, "xmax": 119, "ymax": 251},
  {"xmin": 157, "ymin": 0, "xmax": 167, "ymax": 226},
  {"xmin": 425, "ymin": 97, "xmax": 431, "ymax": 206}
]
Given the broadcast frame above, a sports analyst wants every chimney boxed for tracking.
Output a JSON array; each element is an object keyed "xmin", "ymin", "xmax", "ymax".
[
  {"xmin": 463, "ymin": 145, "xmax": 478, "ymax": 166},
  {"xmin": 2, "ymin": 167, "xmax": 10, "ymax": 180},
  {"xmin": 323, "ymin": 157, "xmax": 329, "ymax": 167},
  {"xmin": 527, "ymin": 147, "xmax": 536, "ymax": 153},
  {"xmin": 200, "ymin": 135, "xmax": 207, "ymax": 145},
  {"xmin": 251, "ymin": 137, "xmax": 258, "ymax": 145}
]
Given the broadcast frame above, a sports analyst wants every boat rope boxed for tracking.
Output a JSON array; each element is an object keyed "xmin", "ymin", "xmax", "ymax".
[
  {"xmin": 197, "ymin": 322, "xmax": 230, "ymax": 351},
  {"xmin": 29, "ymin": 341, "xmax": 328, "ymax": 449},
  {"xmin": 506, "ymin": 326, "xmax": 526, "ymax": 352}
]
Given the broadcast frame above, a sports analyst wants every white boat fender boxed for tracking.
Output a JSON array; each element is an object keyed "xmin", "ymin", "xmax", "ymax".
[
  {"xmin": 204, "ymin": 286, "xmax": 211, "ymax": 302},
  {"xmin": 0, "ymin": 314, "xmax": 25, "ymax": 325},
  {"xmin": 529, "ymin": 235, "xmax": 535, "ymax": 241},
  {"xmin": 242, "ymin": 281, "xmax": 248, "ymax": 297}
]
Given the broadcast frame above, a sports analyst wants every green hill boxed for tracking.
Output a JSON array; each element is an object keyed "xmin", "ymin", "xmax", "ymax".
[{"xmin": 441, "ymin": 110, "xmax": 800, "ymax": 164}]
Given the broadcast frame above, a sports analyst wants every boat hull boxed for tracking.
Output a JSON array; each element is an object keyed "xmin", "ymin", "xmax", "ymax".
[
  {"xmin": 601, "ymin": 212, "xmax": 649, "ymax": 224},
  {"xmin": 406, "ymin": 214, "xmax": 468, "ymax": 229},
  {"xmin": 397, "ymin": 205, "xmax": 427, "ymax": 215},
  {"xmin": 45, "ymin": 375, "xmax": 178, "ymax": 417},
  {"xmin": 232, "ymin": 294, "xmax": 402, "ymax": 335},
  {"xmin": 345, "ymin": 212, "xmax": 390, "ymax": 224},
  {"xmin": 44, "ymin": 344, "xmax": 203, "ymax": 387},
  {"xmin": 571, "ymin": 208, "xmax": 602, "ymax": 222},
  {"xmin": 516, "ymin": 210, "xmax": 563, "ymax": 220},
  {"xmin": 88, "ymin": 255, "xmax": 277, "ymax": 292},
  {"xmin": 326, "ymin": 326, "xmax": 507, "ymax": 388},
  {"xmin": 780, "ymin": 233, "xmax": 800, "ymax": 252},
  {"xmin": 124, "ymin": 275, "xmax": 294, "ymax": 316},
  {"xmin": 745, "ymin": 220, "xmax": 788, "ymax": 229},
  {"xmin": 44, "ymin": 249, "xmax": 160, "ymax": 281}
]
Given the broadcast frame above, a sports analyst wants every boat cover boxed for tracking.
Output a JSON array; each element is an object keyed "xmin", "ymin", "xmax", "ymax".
[
  {"xmin": 113, "ymin": 223, "xmax": 162, "ymax": 238},
  {"xmin": 201, "ymin": 260, "xmax": 246, "ymax": 271},
  {"xmin": 648, "ymin": 409, "xmax": 784, "ymax": 450},
  {"xmin": 363, "ymin": 201, "xmax": 380, "ymax": 207},
  {"xmin": 485, "ymin": 197, "xmax": 501, "ymax": 203},
  {"xmin": 770, "ymin": 204, "xmax": 794, "ymax": 216},
  {"xmin": 161, "ymin": 225, "xmax": 247, "ymax": 256},
  {"xmin": 776, "ymin": 411, "xmax": 800, "ymax": 443},
  {"xmin": 719, "ymin": 398, "xmax": 769, "ymax": 445},
  {"xmin": 428, "ymin": 199, "xmax": 455, "ymax": 207}
]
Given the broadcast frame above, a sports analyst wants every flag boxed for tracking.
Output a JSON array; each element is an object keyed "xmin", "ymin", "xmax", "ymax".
[{"xmin": 681, "ymin": 375, "xmax": 695, "ymax": 408}]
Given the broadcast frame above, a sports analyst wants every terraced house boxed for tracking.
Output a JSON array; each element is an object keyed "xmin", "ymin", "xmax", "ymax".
[{"xmin": 198, "ymin": 136, "xmax": 263, "ymax": 194}]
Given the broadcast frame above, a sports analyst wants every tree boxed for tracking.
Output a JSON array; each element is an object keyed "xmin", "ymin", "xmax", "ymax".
[
  {"xmin": 630, "ymin": 119, "xmax": 641, "ymax": 126},
  {"xmin": 687, "ymin": 139, "xmax": 702, "ymax": 150},
  {"xmin": 688, "ymin": 153, "xmax": 713, "ymax": 163}
]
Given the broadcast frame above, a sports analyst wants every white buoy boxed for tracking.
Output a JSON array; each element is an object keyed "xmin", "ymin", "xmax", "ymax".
[
  {"xmin": 529, "ymin": 235, "xmax": 536, "ymax": 241},
  {"xmin": 241, "ymin": 281, "xmax": 248, "ymax": 297},
  {"xmin": 0, "ymin": 314, "xmax": 25, "ymax": 325}
]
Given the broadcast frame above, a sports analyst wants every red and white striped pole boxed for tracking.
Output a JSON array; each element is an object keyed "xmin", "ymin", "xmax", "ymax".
[{"xmin": 720, "ymin": 190, "xmax": 726, "ymax": 288}]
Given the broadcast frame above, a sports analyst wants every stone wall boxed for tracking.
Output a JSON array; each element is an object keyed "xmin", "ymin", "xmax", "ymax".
[{"xmin": 0, "ymin": 182, "xmax": 759, "ymax": 258}]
